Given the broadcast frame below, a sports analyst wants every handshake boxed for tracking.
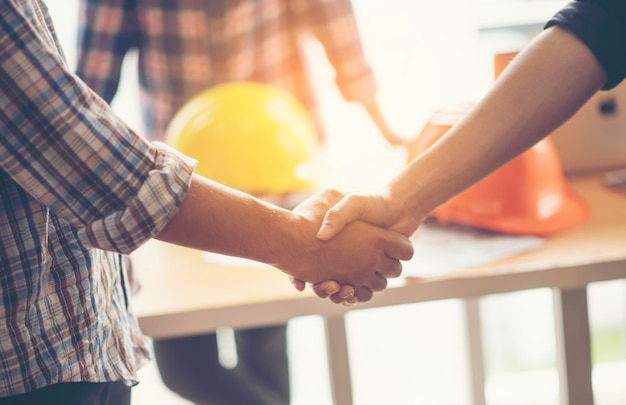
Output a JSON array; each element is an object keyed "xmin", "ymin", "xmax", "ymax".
[{"xmin": 277, "ymin": 187, "xmax": 422, "ymax": 306}]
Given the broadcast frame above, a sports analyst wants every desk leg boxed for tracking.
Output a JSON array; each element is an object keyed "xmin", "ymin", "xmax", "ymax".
[
  {"xmin": 553, "ymin": 287, "xmax": 594, "ymax": 405},
  {"xmin": 324, "ymin": 316, "xmax": 354, "ymax": 405},
  {"xmin": 464, "ymin": 298, "xmax": 487, "ymax": 405}
]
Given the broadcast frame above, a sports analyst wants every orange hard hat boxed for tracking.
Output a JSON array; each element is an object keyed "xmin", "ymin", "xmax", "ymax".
[{"xmin": 407, "ymin": 101, "xmax": 589, "ymax": 236}]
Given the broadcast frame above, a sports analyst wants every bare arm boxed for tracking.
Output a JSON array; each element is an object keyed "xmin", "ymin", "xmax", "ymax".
[
  {"xmin": 393, "ymin": 26, "xmax": 607, "ymax": 222},
  {"xmin": 156, "ymin": 174, "xmax": 413, "ymax": 300},
  {"xmin": 157, "ymin": 175, "xmax": 295, "ymax": 264},
  {"xmin": 317, "ymin": 26, "xmax": 608, "ymax": 239}
]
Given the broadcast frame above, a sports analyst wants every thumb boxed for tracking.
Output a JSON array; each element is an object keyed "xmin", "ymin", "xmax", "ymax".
[
  {"xmin": 316, "ymin": 220, "xmax": 339, "ymax": 240},
  {"xmin": 316, "ymin": 197, "xmax": 361, "ymax": 240}
]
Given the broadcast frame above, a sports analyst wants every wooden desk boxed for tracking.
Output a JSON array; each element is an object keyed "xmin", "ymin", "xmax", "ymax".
[{"xmin": 132, "ymin": 175, "xmax": 626, "ymax": 405}]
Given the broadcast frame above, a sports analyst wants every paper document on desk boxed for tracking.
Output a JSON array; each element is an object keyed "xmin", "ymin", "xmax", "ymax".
[{"xmin": 403, "ymin": 220, "xmax": 545, "ymax": 278}]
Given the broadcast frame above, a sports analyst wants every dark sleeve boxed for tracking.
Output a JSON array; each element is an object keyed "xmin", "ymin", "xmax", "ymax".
[{"xmin": 544, "ymin": 0, "xmax": 626, "ymax": 89}]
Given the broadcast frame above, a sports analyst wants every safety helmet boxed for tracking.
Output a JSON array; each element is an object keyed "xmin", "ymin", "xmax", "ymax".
[
  {"xmin": 406, "ymin": 101, "xmax": 589, "ymax": 236},
  {"xmin": 164, "ymin": 82, "xmax": 318, "ymax": 195}
]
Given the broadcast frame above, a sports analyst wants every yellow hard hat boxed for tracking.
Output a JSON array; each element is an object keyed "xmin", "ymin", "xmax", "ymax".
[{"xmin": 164, "ymin": 82, "xmax": 318, "ymax": 195}]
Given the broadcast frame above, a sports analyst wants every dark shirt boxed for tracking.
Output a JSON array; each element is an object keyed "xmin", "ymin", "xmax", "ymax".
[{"xmin": 546, "ymin": 0, "xmax": 626, "ymax": 89}]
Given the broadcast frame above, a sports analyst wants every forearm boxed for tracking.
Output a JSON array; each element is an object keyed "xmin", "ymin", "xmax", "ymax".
[
  {"xmin": 156, "ymin": 174, "xmax": 412, "ymax": 294},
  {"xmin": 156, "ymin": 174, "xmax": 300, "ymax": 267},
  {"xmin": 391, "ymin": 26, "xmax": 607, "ymax": 222}
]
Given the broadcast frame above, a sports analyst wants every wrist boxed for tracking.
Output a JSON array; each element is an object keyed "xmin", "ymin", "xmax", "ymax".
[
  {"xmin": 268, "ymin": 211, "xmax": 319, "ymax": 280},
  {"xmin": 388, "ymin": 178, "xmax": 426, "ymax": 227}
]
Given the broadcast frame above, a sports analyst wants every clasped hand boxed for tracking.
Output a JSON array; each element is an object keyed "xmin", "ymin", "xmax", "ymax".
[{"xmin": 286, "ymin": 188, "xmax": 417, "ymax": 304}]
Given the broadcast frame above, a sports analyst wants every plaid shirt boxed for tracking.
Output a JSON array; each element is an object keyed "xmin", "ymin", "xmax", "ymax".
[
  {"xmin": 0, "ymin": 0, "xmax": 194, "ymax": 397},
  {"xmin": 75, "ymin": 0, "xmax": 378, "ymax": 141}
]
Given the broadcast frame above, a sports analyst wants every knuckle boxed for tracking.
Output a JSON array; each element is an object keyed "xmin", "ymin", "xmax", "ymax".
[
  {"xmin": 344, "ymin": 193, "xmax": 363, "ymax": 208},
  {"xmin": 313, "ymin": 287, "xmax": 329, "ymax": 298},
  {"xmin": 376, "ymin": 277, "xmax": 388, "ymax": 291},
  {"xmin": 390, "ymin": 262, "xmax": 403, "ymax": 278},
  {"xmin": 363, "ymin": 254, "xmax": 379, "ymax": 270},
  {"xmin": 324, "ymin": 207, "xmax": 340, "ymax": 220},
  {"xmin": 403, "ymin": 243, "xmax": 415, "ymax": 260},
  {"xmin": 325, "ymin": 188, "xmax": 344, "ymax": 200},
  {"xmin": 358, "ymin": 291, "xmax": 373, "ymax": 302}
]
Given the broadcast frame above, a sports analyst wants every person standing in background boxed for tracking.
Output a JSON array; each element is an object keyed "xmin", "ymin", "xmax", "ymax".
[
  {"xmin": 75, "ymin": 0, "xmax": 404, "ymax": 146},
  {"xmin": 75, "ymin": 0, "xmax": 403, "ymax": 404}
]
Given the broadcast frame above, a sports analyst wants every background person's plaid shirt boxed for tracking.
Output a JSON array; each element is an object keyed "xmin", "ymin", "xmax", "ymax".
[
  {"xmin": 0, "ymin": 0, "xmax": 195, "ymax": 397},
  {"xmin": 75, "ymin": 0, "xmax": 380, "ymax": 141}
]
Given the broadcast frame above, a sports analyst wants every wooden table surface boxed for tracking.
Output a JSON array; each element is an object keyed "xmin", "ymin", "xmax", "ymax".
[
  {"xmin": 132, "ymin": 174, "xmax": 626, "ymax": 338},
  {"xmin": 131, "ymin": 173, "xmax": 626, "ymax": 405}
]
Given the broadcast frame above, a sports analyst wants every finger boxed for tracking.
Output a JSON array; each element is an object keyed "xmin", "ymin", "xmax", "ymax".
[
  {"xmin": 366, "ymin": 271, "xmax": 388, "ymax": 293},
  {"xmin": 290, "ymin": 277, "xmax": 306, "ymax": 292},
  {"xmin": 293, "ymin": 188, "xmax": 344, "ymax": 216},
  {"xmin": 377, "ymin": 257, "xmax": 404, "ymax": 280},
  {"xmin": 330, "ymin": 293, "xmax": 348, "ymax": 304},
  {"xmin": 383, "ymin": 233, "xmax": 415, "ymax": 262},
  {"xmin": 354, "ymin": 286, "xmax": 373, "ymax": 303},
  {"xmin": 312, "ymin": 280, "xmax": 341, "ymax": 298},
  {"xmin": 329, "ymin": 285, "xmax": 356, "ymax": 304},
  {"xmin": 335, "ymin": 292, "xmax": 358, "ymax": 306},
  {"xmin": 338, "ymin": 285, "xmax": 356, "ymax": 300},
  {"xmin": 316, "ymin": 196, "xmax": 363, "ymax": 240}
]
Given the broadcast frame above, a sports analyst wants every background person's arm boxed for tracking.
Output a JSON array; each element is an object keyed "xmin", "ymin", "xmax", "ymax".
[{"xmin": 300, "ymin": 0, "xmax": 405, "ymax": 145}]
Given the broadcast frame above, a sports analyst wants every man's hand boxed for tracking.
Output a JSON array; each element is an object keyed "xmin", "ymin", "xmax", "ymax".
[
  {"xmin": 316, "ymin": 188, "xmax": 422, "ymax": 241},
  {"xmin": 297, "ymin": 187, "xmax": 421, "ymax": 304},
  {"xmin": 289, "ymin": 277, "xmax": 358, "ymax": 305},
  {"xmin": 283, "ymin": 189, "xmax": 414, "ymax": 303}
]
